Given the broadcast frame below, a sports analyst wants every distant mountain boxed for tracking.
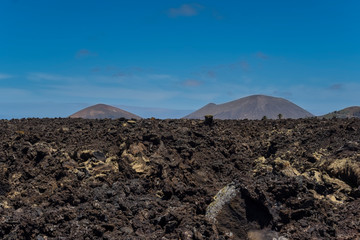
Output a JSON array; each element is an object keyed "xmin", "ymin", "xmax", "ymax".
[
  {"xmin": 321, "ymin": 106, "xmax": 360, "ymax": 119},
  {"xmin": 113, "ymin": 105, "xmax": 193, "ymax": 119},
  {"xmin": 69, "ymin": 104, "xmax": 141, "ymax": 120},
  {"xmin": 184, "ymin": 95, "xmax": 314, "ymax": 120}
]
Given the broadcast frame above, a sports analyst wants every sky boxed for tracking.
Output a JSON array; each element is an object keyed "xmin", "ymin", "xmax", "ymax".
[{"xmin": 1, "ymin": 0, "xmax": 359, "ymax": 118}]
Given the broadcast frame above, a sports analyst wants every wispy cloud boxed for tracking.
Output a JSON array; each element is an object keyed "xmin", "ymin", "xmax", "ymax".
[
  {"xmin": 272, "ymin": 90, "xmax": 293, "ymax": 97},
  {"xmin": 256, "ymin": 52, "xmax": 268, "ymax": 60},
  {"xmin": 0, "ymin": 73, "xmax": 13, "ymax": 80},
  {"xmin": 223, "ymin": 61, "xmax": 250, "ymax": 71},
  {"xmin": 240, "ymin": 61, "xmax": 250, "ymax": 71},
  {"xmin": 182, "ymin": 79, "xmax": 202, "ymax": 87},
  {"xmin": 112, "ymin": 72, "xmax": 127, "ymax": 78},
  {"xmin": 91, "ymin": 67, "xmax": 101, "ymax": 72},
  {"xmin": 329, "ymin": 83, "xmax": 343, "ymax": 90},
  {"xmin": 199, "ymin": 60, "xmax": 250, "ymax": 77},
  {"xmin": 207, "ymin": 70, "xmax": 216, "ymax": 78},
  {"xmin": 278, "ymin": 83, "xmax": 360, "ymax": 115},
  {"xmin": 167, "ymin": 3, "xmax": 204, "ymax": 18},
  {"xmin": 148, "ymin": 74, "xmax": 173, "ymax": 80},
  {"xmin": 24, "ymin": 71, "xmax": 182, "ymax": 104},
  {"xmin": 212, "ymin": 9, "xmax": 223, "ymax": 20},
  {"xmin": 44, "ymin": 84, "xmax": 180, "ymax": 102},
  {"xmin": 27, "ymin": 73, "xmax": 82, "ymax": 82},
  {"xmin": 0, "ymin": 88, "xmax": 30, "ymax": 100},
  {"xmin": 75, "ymin": 49, "xmax": 98, "ymax": 59}
]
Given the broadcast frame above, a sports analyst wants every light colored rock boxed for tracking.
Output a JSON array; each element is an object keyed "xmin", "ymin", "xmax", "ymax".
[
  {"xmin": 122, "ymin": 143, "xmax": 151, "ymax": 174},
  {"xmin": 205, "ymin": 183, "xmax": 238, "ymax": 223}
]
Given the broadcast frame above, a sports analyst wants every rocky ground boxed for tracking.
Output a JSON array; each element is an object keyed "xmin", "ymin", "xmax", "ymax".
[{"xmin": 0, "ymin": 118, "xmax": 359, "ymax": 240}]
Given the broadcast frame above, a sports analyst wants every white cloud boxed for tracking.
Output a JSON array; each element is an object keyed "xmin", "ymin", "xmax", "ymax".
[
  {"xmin": 0, "ymin": 88, "xmax": 31, "ymax": 101},
  {"xmin": 0, "ymin": 73, "xmax": 13, "ymax": 80},
  {"xmin": 167, "ymin": 4, "xmax": 203, "ymax": 18},
  {"xmin": 329, "ymin": 83, "xmax": 343, "ymax": 90},
  {"xmin": 274, "ymin": 83, "xmax": 360, "ymax": 116},
  {"xmin": 147, "ymin": 74, "xmax": 174, "ymax": 80},
  {"xmin": 42, "ymin": 84, "xmax": 180, "ymax": 102},
  {"xmin": 182, "ymin": 79, "xmax": 202, "ymax": 87},
  {"xmin": 256, "ymin": 52, "xmax": 268, "ymax": 60},
  {"xmin": 27, "ymin": 73, "xmax": 83, "ymax": 82},
  {"xmin": 75, "ymin": 49, "xmax": 98, "ymax": 59}
]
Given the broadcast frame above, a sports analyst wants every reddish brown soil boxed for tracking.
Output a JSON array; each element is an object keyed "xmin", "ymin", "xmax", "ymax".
[{"xmin": 0, "ymin": 118, "xmax": 359, "ymax": 239}]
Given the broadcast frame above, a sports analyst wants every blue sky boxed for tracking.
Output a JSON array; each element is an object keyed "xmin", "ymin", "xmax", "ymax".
[{"xmin": 1, "ymin": 0, "xmax": 359, "ymax": 118}]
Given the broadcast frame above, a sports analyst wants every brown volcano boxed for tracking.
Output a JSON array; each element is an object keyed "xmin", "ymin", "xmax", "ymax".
[
  {"xmin": 184, "ymin": 95, "xmax": 314, "ymax": 120},
  {"xmin": 69, "ymin": 104, "xmax": 141, "ymax": 119}
]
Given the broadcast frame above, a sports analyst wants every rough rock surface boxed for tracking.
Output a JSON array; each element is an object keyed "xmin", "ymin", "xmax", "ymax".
[{"xmin": 0, "ymin": 118, "xmax": 359, "ymax": 239}]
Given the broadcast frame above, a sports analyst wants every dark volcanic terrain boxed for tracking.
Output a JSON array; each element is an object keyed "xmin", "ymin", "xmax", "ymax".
[{"xmin": 0, "ymin": 118, "xmax": 360, "ymax": 239}]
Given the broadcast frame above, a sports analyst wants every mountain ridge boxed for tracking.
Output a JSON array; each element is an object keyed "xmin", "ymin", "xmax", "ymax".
[
  {"xmin": 321, "ymin": 106, "xmax": 360, "ymax": 119},
  {"xmin": 184, "ymin": 95, "xmax": 314, "ymax": 120}
]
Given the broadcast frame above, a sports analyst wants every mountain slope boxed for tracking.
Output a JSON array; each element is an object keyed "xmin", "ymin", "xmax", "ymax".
[
  {"xmin": 69, "ymin": 104, "xmax": 141, "ymax": 120},
  {"xmin": 321, "ymin": 106, "xmax": 360, "ymax": 119},
  {"xmin": 184, "ymin": 95, "xmax": 313, "ymax": 120}
]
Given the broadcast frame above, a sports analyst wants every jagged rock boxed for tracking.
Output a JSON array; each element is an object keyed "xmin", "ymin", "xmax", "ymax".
[{"xmin": 0, "ymin": 118, "xmax": 359, "ymax": 239}]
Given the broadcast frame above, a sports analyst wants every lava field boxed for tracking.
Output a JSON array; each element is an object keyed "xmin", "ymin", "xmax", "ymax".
[{"xmin": 0, "ymin": 118, "xmax": 359, "ymax": 239}]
